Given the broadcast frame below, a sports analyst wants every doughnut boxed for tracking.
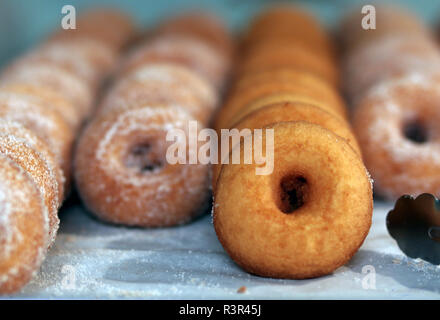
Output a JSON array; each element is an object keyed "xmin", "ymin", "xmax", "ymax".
[
  {"xmin": 353, "ymin": 73, "xmax": 440, "ymax": 199},
  {"xmin": 340, "ymin": 5, "xmax": 428, "ymax": 53},
  {"xmin": 214, "ymin": 121, "xmax": 373, "ymax": 279},
  {"xmin": 238, "ymin": 45, "xmax": 339, "ymax": 87},
  {"xmin": 119, "ymin": 35, "xmax": 229, "ymax": 89},
  {"xmin": 0, "ymin": 90, "xmax": 74, "ymax": 178},
  {"xmin": 214, "ymin": 78, "xmax": 346, "ymax": 130},
  {"xmin": 244, "ymin": 6, "xmax": 334, "ymax": 57},
  {"xmin": 0, "ymin": 134, "xmax": 60, "ymax": 246},
  {"xmin": 74, "ymin": 11, "xmax": 231, "ymax": 229},
  {"xmin": 98, "ymin": 64, "xmax": 217, "ymax": 124},
  {"xmin": 0, "ymin": 83, "xmax": 82, "ymax": 130},
  {"xmin": 0, "ymin": 120, "xmax": 64, "ymax": 199},
  {"xmin": 342, "ymin": 3, "xmax": 440, "ymax": 199},
  {"xmin": 155, "ymin": 11, "xmax": 234, "ymax": 60},
  {"xmin": 0, "ymin": 7, "xmax": 136, "ymax": 294},
  {"xmin": 75, "ymin": 105, "xmax": 210, "ymax": 227},
  {"xmin": 0, "ymin": 63, "xmax": 93, "ymax": 118},
  {"xmin": 343, "ymin": 35, "xmax": 440, "ymax": 103},
  {"xmin": 13, "ymin": 39, "xmax": 117, "ymax": 87},
  {"xmin": 50, "ymin": 8, "xmax": 135, "ymax": 53},
  {"xmin": 0, "ymin": 155, "xmax": 49, "ymax": 294},
  {"xmin": 227, "ymin": 92, "xmax": 347, "ymax": 128},
  {"xmin": 212, "ymin": 102, "xmax": 361, "ymax": 189}
]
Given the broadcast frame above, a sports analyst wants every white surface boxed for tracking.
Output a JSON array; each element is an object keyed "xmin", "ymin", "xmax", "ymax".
[{"xmin": 5, "ymin": 200, "xmax": 440, "ymax": 299}]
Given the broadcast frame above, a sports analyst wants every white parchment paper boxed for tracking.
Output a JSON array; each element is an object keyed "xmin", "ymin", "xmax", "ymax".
[{"xmin": 6, "ymin": 201, "xmax": 440, "ymax": 299}]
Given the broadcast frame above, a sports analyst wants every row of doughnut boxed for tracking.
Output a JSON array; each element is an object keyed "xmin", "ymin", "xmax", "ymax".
[
  {"xmin": 0, "ymin": 9, "xmax": 135, "ymax": 294},
  {"xmin": 74, "ymin": 13, "xmax": 233, "ymax": 227},
  {"xmin": 341, "ymin": 6, "xmax": 440, "ymax": 199},
  {"xmin": 212, "ymin": 6, "xmax": 373, "ymax": 279}
]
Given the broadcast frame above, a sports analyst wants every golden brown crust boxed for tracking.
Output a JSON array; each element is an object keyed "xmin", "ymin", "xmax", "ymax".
[
  {"xmin": 212, "ymin": 102, "xmax": 360, "ymax": 189},
  {"xmin": 214, "ymin": 122, "xmax": 372, "ymax": 279}
]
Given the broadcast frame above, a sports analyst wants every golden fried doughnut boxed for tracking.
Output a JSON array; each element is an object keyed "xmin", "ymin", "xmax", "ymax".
[
  {"xmin": 212, "ymin": 103, "xmax": 360, "ymax": 189},
  {"xmin": 238, "ymin": 46, "xmax": 339, "ymax": 87},
  {"xmin": 0, "ymin": 155, "xmax": 49, "ymax": 294},
  {"xmin": 75, "ymin": 105, "xmax": 210, "ymax": 227},
  {"xmin": 243, "ymin": 35, "xmax": 336, "ymax": 63},
  {"xmin": 214, "ymin": 121, "xmax": 373, "ymax": 279},
  {"xmin": 228, "ymin": 92, "xmax": 347, "ymax": 127},
  {"xmin": 214, "ymin": 79, "xmax": 345, "ymax": 130},
  {"xmin": 245, "ymin": 6, "xmax": 333, "ymax": 53},
  {"xmin": 353, "ymin": 73, "xmax": 440, "ymax": 199}
]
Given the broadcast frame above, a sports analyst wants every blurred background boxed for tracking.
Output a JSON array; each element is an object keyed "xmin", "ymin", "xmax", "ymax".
[{"xmin": 1, "ymin": 0, "xmax": 440, "ymax": 68}]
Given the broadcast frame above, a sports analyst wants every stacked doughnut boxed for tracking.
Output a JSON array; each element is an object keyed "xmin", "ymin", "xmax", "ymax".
[
  {"xmin": 74, "ymin": 12, "xmax": 233, "ymax": 228},
  {"xmin": 0, "ymin": 9, "xmax": 135, "ymax": 294},
  {"xmin": 341, "ymin": 5, "xmax": 440, "ymax": 199},
  {"xmin": 213, "ymin": 6, "xmax": 373, "ymax": 279}
]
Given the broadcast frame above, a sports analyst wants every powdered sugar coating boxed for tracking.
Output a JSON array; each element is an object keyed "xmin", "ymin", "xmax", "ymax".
[
  {"xmin": 0, "ymin": 134, "xmax": 59, "ymax": 245},
  {"xmin": 120, "ymin": 35, "xmax": 229, "ymax": 89},
  {"xmin": 0, "ymin": 120, "xmax": 66, "ymax": 243},
  {"xmin": 156, "ymin": 11, "xmax": 234, "ymax": 59},
  {"xmin": 0, "ymin": 90, "xmax": 74, "ymax": 176},
  {"xmin": 0, "ymin": 83, "xmax": 82, "ymax": 130},
  {"xmin": 99, "ymin": 63, "xmax": 218, "ymax": 124},
  {"xmin": 75, "ymin": 105, "xmax": 210, "ymax": 227},
  {"xmin": 353, "ymin": 72, "xmax": 440, "ymax": 199},
  {"xmin": 0, "ymin": 155, "xmax": 49, "ymax": 294},
  {"xmin": 344, "ymin": 35, "xmax": 440, "ymax": 103},
  {"xmin": 0, "ymin": 63, "xmax": 93, "ymax": 117}
]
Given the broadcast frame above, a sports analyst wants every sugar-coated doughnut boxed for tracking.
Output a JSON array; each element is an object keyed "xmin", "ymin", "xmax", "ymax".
[
  {"xmin": 119, "ymin": 35, "xmax": 229, "ymax": 89},
  {"xmin": 340, "ymin": 5, "xmax": 428, "ymax": 53},
  {"xmin": 0, "ymin": 7, "xmax": 135, "ymax": 294},
  {"xmin": 342, "ymin": 4, "xmax": 440, "ymax": 200},
  {"xmin": 0, "ymin": 91, "xmax": 74, "ymax": 178},
  {"xmin": 0, "ymin": 155, "xmax": 49, "ymax": 294},
  {"xmin": 0, "ymin": 120, "xmax": 64, "ymax": 199},
  {"xmin": 99, "ymin": 64, "xmax": 217, "ymax": 124},
  {"xmin": 214, "ymin": 122, "xmax": 373, "ymax": 279},
  {"xmin": 343, "ymin": 35, "xmax": 440, "ymax": 103},
  {"xmin": 353, "ymin": 73, "xmax": 440, "ymax": 199},
  {"xmin": 14, "ymin": 39, "xmax": 117, "ymax": 87},
  {"xmin": 75, "ymin": 11, "xmax": 231, "ymax": 230},
  {"xmin": 0, "ymin": 83, "xmax": 81, "ymax": 130},
  {"xmin": 156, "ymin": 11, "xmax": 234, "ymax": 60},
  {"xmin": 75, "ymin": 105, "xmax": 209, "ymax": 227},
  {"xmin": 0, "ymin": 64, "xmax": 93, "ymax": 118},
  {"xmin": 51, "ymin": 8, "xmax": 135, "ymax": 53},
  {"xmin": 0, "ymin": 134, "xmax": 60, "ymax": 246}
]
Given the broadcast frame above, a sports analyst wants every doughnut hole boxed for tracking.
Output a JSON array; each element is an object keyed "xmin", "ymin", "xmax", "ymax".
[
  {"xmin": 277, "ymin": 174, "xmax": 309, "ymax": 214},
  {"xmin": 403, "ymin": 119, "xmax": 428, "ymax": 144},
  {"xmin": 124, "ymin": 140, "xmax": 165, "ymax": 174}
]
